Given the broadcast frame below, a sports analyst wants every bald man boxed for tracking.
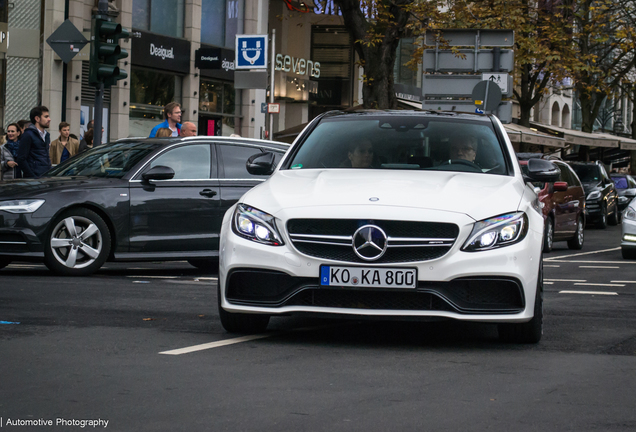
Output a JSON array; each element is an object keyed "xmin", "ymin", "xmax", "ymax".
[{"xmin": 180, "ymin": 122, "xmax": 197, "ymax": 137}]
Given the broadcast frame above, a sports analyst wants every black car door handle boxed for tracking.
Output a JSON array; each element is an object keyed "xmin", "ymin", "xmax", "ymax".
[{"xmin": 200, "ymin": 189, "xmax": 217, "ymax": 197}]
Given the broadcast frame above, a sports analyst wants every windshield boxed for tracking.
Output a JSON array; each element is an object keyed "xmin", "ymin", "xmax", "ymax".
[
  {"xmin": 285, "ymin": 116, "xmax": 507, "ymax": 175},
  {"xmin": 612, "ymin": 177, "xmax": 628, "ymax": 189},
  {"xmin": 45, "ymin": 142, "xmax": 160, "ymax": 178},
  {"xmin": 571, "ymin": 165, "xmax": 600, "ymax": 183}
]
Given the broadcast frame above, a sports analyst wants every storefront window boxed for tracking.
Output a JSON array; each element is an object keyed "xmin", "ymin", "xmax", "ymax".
[
  {"xmin": 132, "ymin": 0, "xmax": 185, "ymax": 38},
  {"xmin": 201, "ymin": 0, "xmax": 225, "ymax": 46},
  {"xmin": 198, "ymin": 79, "xmax": 236, "ymax": 136},
  {"xmin": 129, "ymin": 67, "xmax": 182, "ymax": 137}
]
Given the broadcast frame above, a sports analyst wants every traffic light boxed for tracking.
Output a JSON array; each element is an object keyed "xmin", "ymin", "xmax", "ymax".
[{"xmin": 89, "ymin": 17, "xmax": 129, "ymax": 87}]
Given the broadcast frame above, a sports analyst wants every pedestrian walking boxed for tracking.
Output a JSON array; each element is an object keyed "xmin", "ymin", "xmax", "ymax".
[
  {"xmin": 149, "ymin": 102, "xmax": 182, "ymax": 137},
  {"xmin": 1, "ymin": 134, "xmax": 19, "ymax": 181},
  {"xmin": 3, "ymin": 123, "xmax": 22, "ymax": 178},
  {"xmin": 50, "ymin": 122, "xmax": 80, "ymax": 165},
  {"xmin": 155, "ymin": 127, "xmax": 173, "ymax": 138},
  {"xmin": 180, "ymin": 121, "xmax": 197, "ymax": 137},
  {"xmin": 16, "ymin": 106, "xmax": 52, "ymax": 178},
  {"xmin": 78, "ymin": 128, "xmax": 94, "ymax": 153}
]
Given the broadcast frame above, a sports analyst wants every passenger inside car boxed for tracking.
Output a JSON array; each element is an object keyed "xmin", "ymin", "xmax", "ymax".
[
  {"xmin": 346, "ymin": 139, "xmax": 374, "ymax": 168},
  {"xmin": 448, "ymin": 135, "xmax": 478, "ymax": 163}
]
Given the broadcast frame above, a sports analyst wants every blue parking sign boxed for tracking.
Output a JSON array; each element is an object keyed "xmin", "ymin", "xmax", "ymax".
[{"xmin": 235, "ymin": 35, "xmax": 268, "ymax": 69}]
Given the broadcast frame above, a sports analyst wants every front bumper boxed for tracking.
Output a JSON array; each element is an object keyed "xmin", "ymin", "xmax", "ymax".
[
  {"xmin": 585, "ymin": 199, "xmax": 604, "ymax": 221},
  {"xmin": 219, "ymin": 208, "xmax": 543, "ymax": 323},
  {"xmin": 0, "ymin": 212, "xmax": 47, "ymax": 259},
  {"xmin": 621, "ymin": 216, "xmax": 636, "ymax": 249}
]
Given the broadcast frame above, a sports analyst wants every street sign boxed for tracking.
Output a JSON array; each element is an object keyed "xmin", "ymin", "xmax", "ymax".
[
  {"xmin": 46, "ymin": 19, "xmax": 88, "ymax": 64},
  {"xmin": 268, "ymin": 103, "xmax": 280, "ymax": 114},
  {"xmin": 472, "ymin": 80, "xmax": 502, "ymax": 112},
  {"xmin": 482, "ymin": 73, "xmax": 508, "ymax": 93},
  {"xmin": 261, "ymin": 103, "xmax": 268, "ymax": 114},
  {"xmin": 425, "ymin": 29, "xmax": 514, "ymax": 47},
  {"xmin": 235, "ymin": 35, "xmax": 268, "ymax": 69},
  {"xmin": 423, "ymin": 49, "xmax": 514, "ymax": 73}
]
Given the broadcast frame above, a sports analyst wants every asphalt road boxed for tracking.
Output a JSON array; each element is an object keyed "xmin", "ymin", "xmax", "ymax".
[{"xmin": 1, "ymin": 224, "xmax": 635, "ymax": 431}]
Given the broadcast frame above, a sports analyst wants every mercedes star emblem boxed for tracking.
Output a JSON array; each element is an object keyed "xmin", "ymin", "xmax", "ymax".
[{"xmin": 352, "ymin": 225, "xmax": 388, "ymax": 261}]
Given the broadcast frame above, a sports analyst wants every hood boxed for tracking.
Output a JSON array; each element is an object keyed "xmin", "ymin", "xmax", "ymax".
[
  {"xmin": 241, "ymin": 169, "xmax": 525, "ymax": 222},
  {"xmin": 581, "ymin": 181, "xmax": 602, "ymax": 195},
  {"xmin": 0, "ymin": 176, "xmax": 124, "ymax": 199}
]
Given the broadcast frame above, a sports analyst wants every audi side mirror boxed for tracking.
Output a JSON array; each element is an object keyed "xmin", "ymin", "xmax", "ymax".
[
  {"xmin": 142, "ymin": 165, "xmax": 175, "ymax": 182},
  {"xmin": 524, "ymin": 159, "xmax": 560, "ymax": 183},
  {"xmin": 246, "ymin": 152, "xmax": 276, "ymax": 176}
]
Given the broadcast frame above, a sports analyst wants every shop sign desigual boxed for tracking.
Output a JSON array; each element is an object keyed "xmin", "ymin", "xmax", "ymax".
[
  {"xmin": 131, "ymin": 30, "xmax": 191, "ymax": 74},
  {"xmin": 275, "ymin": 54, "xmax": 320, "ymax": 78}
]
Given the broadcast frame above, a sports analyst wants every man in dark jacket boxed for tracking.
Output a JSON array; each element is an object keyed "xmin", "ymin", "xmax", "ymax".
[{"xmin": 17, "ymin": 106, "xmax": 52, "ymax": 178}]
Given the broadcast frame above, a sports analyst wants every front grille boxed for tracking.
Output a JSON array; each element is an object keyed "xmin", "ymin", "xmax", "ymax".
[
  {"xmin": 287, "ymin": 289, "xmax": 455, "ymax": 311},
  {"xmin": 287, "ymin": 219, "xmax": 459, "ymax": 264}
]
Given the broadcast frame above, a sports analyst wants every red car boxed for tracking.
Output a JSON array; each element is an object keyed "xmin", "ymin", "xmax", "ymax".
[{"xmin": 519, "ymin": 157, "xmax": 586, "ymax": 252}]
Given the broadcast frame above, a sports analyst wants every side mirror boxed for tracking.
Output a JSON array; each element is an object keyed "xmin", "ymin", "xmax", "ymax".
[
  {"xmin": 524, "ymin": 158, "xmax": 560, "ymax": 183},
  {"xmin": 142, "ymin": 165, "xmax": 175, "ymax": 182},
  {"xmin": 553, "ymin": 181, "xmax": 568, "ymax": 192},
  {"xmin": 246, "ymin": 152, "xmax": 276, "ymax": 176}
]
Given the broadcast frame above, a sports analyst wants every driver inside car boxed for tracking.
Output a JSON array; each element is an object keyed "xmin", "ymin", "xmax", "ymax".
[{"xmin": 448, "ymin": 135, "xmax": 478, "ymax": 163}]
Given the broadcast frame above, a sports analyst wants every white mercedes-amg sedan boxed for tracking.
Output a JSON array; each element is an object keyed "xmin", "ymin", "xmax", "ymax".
[{"xmin": 217, "ymin": 111, "xmax": 560, "ymax": 343}]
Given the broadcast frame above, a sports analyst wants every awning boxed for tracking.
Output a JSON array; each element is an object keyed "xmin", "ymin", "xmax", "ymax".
[
  {"xmin": 503, "ymin": 123, "xmax": 566, "ymax": 148},
  {"xmin": 529, "ymin": 122, "xmax": 619, "ymax": 148},
  {"xmin": 591, "ymin": 131, "xmax": 636, "ymax": 151}
]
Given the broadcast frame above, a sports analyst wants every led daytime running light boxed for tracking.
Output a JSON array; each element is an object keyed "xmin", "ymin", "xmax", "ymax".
[
  {"xmin": 462, "ymin": 212, "xmax": 528, "ymax": 252},
  {"xmin": 232, "ymin": 204, "xmax": 284, "ymax": 246},
  {"xmin": 0, "ymin": 199, "xmax": 45, "ymax": 214}
]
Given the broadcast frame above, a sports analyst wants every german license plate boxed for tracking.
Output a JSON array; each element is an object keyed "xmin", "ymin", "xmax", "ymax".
[{"xmin": 320, "ymin": 265, "xmax": 417, "ymax": 289}]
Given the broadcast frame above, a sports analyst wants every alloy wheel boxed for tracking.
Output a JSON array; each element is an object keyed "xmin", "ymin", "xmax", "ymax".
[{"xmin": 50, "ymin": 216, "xmax": 103, "ymax": 269}]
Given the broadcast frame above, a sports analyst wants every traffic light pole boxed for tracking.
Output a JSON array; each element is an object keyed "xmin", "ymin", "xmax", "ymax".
[
  {"xmin": 92, "ymin": 0, "xmax": 108, "ymax": 146},
  {"xmin": 93, "ymin": 82, "xmax": 104, "ymax": 146}
]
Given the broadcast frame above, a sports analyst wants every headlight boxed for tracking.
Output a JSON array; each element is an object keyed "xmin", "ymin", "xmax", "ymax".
[
  {"xmin": 232, "ymin": 204, "xmax": 284, "ymax": 246},
  {"xmin": 0, "ymin": 199, "xmax": 45, "ymax": 214},
  {"xmin": 587, "ymin": 191, "xmax": 602, "ymax": 200},
  {"xmin": 462, "ymin": 212, "xmax": 528, "ymax": 252},
  {"xmin": 624, "ymin": 207, "xmax": 636, "ymax": 221},
  {"xmin": 619, "ymin": 196, "xmax": 629, "ymax": 203}
]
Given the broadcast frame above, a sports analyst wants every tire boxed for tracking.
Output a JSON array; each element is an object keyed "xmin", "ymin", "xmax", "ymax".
[
  {"xmin": 217, "ymin": 286, "xmax": 270, "ymax": 333},
  {"xmin": 622, "ymin": 247, "xmax": 636, "ymax": 260},
  {"xmin": 499, "ymin": 259, "xmax": 543, "ymax": 344},
  {"xmin": 188, "ymin": 258, "xmax": 219, "ymax": 273},
  {"xmin": 0, "ymin": 258, "xmax": 12, "ymax": 270},
  {"xmin": 542, "ymin": 217, "xmax": 554, "ymax": 253},
  {"xmin": 596, "ymin": 206, "xmax": 608, "ymax": 229},
  {"xmin": 567, "ymin": 218, "xmax": 584, "ymax": 250},
  {"xmin": 608, "ymin": 205, "xmax": 619, "ymax": 226},
  {"xmin": 44, "ymin": 208, "xmax": 111, "ymax": 276}
]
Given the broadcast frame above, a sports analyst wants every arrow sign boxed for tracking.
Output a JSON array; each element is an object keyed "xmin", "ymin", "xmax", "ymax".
[{"xmin": 46, "ymin": 19, "xmax": 89, "ymax": 64}]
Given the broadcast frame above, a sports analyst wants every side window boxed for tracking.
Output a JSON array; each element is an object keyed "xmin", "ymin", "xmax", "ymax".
[
  {"xmin": 565, "ymin": 165, "xmax": 581, "ymax": 187},
  {"xmin": 148, "ymin": 144, "xmax": 211, "ymax": 180},
  {"xmin": 219, "ymin": 145, "xmax": 266, "ymax": 179}
]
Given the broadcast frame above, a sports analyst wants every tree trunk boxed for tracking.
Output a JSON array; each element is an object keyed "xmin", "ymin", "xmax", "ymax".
[{"xmin": 334, "ymin": 0, "xmax": 411, "ymax": 109}]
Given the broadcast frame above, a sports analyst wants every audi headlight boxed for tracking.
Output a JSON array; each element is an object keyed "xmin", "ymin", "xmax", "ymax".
[
  {"xmin": 0, "ymin": 199, "xmax": 45, "ymax": 214},
  {"xmin": 587, "ymin": 191, "xmax": 602, "ymax": 200},
  {"xmin": 462, "ymin": 212, "xmax": 528, "ymax": 252},
  {"xmin": 624, "ymin": 207, "xmax": 636, "ymax": 221},
  {"xmin": 232, "ymin": 204, "xmax": 284, "ymax": 246}
]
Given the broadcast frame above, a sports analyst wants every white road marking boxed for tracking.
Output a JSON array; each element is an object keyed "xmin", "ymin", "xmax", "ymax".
[
  {"xmin": 544, "ymin": 247, "xmax": 620, "ymax": 261},
  {"xmin": 159, "ymin": 334, "xmax": 277, "ymax": 355},
  {"xmin": 126, "ymin": 275, "xmax": 178, "ymax": 279},
  {"xmin": 195, "ymin": 277, "xmax": 219, "ymax": 281},
  {"xmin": 545, "ymin": 279, "xmax": 587, "ymax": 282},
  {"xmin": 544, "ymin": 265, "xmax": 561, "ymax": 268},
  {"xmin": 132, "ymin": 281, "xmax": 150, "ymax": 284},
  {"xmin": 559, "ymin": 290, "xmax": 619, "ymax": 296},
  {"xmin": 574, "ymin": 283, "xmax": 625, "ymax": 287},
  {"xmin": 612, "ymin": 280, "xmax": 636, "ymax": 284},
  {"xmin": 544, "ymin": 282, "xmax": 554, "ymax": 285},
  {"xmin": 578, "ymin": 266, "xmax": 620, "ymax": 269}
]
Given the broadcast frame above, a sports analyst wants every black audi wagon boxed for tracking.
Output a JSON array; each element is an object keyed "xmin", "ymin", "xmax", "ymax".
[{"xmin": 0, "ymin": 136, "xmax": 289, "ymax": 275}]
